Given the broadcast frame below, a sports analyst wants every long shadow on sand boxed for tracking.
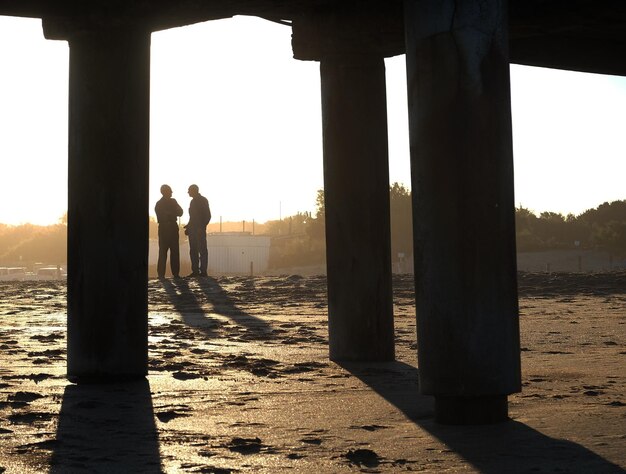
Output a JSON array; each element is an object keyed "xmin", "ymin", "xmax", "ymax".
[
  {"xmin": 339, "ymin": 361, "xmax": 624, "ymax": 473},
  {"xmin": 191, "ymin": 277, "xmax": 271, "ymax": 335},
  {"xmin": 50, "ymin": 380, "xmax": 161, "ymax": 473},
  {"xmin": 161, "ymin": 277, "xmax": 272, "ymax": 340},
  {"xmin": 161, "ymin": 278, "xmax": 219, "ymax": 337}
]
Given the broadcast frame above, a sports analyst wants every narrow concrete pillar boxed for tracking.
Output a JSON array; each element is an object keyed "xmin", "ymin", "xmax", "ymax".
[
  {"xmin": 404, "ymin": 0, "xmax": 521, "ymax": 423},
  {"xmin": 65, "ymin": 27, "xmax": 150, "ymax": 380},
  {"xmin": 320, "ymin": 55, "xmax": 394, "ymax": 361}
]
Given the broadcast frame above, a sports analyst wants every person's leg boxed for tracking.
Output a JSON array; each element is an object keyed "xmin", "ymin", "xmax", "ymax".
[
  {"xmin": 188, "ymin": 230, "xmax": 199, "ymax": 274},
  {"xmin": 199, "ymin": 227, "xmax": 208, "ymax": 275},
  {"xmin": 157, "ymin": 228, "xmax": 167, "ymax": 278},
  {"xmin": 170, "ymin": 228, "xmax": 180, "ymax": 277}
]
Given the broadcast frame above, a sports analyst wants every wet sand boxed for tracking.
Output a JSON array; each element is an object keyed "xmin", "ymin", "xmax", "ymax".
[{"xmin": 0, "ymin": 273, "xmax": 625, "ymax": 473}]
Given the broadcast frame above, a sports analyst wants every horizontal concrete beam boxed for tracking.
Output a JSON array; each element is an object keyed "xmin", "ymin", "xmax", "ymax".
[
  {"xmin": 6, "ymin": 0, "xmax": 626, "ymax": 77},
  {"xmin": 510, "ymin": 36, "xmax": 626, "ymax": 77},
  {"xmin": 291, "ymin": 0, "xmax": 404, "ymax": 61}
]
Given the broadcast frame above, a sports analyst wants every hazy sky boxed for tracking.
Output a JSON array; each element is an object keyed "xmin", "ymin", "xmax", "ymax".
[{"xmin": 1, "ymin": 15, "xmax": 625, "ymax": 226}]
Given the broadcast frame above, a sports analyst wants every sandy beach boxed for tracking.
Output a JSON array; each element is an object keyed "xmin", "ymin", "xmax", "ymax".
[{"xmin": 0, "ymin": 272, "xmax": 625, "ymax": 473}]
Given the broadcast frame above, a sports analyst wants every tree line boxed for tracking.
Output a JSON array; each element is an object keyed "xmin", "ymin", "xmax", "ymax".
[
  {"xmin": 516, "ymin": 200, "xmax": 626, "ymax": 255},
  {"xmin": 265, "ymin": 192, "xmax": 626, "ymax": 268},
  {"xmin": 1, "ymin": 195, "xmax": 625, "ymax": 268},
  {"xmin": 266, "ymin": 184, "xmax": 414, "ymax": 269},
  {"xmin": 0, "ymin": 221, "xmax": 67, "ymax": 266}
]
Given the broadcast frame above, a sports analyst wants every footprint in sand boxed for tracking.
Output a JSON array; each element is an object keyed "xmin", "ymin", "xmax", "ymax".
[
  {"xmin": 8, "ymin": 412, "xmax": 54, "ymax": 424},
  {"xmin": 343, "ymin": 448, "xmax": 381, "ymax": 468},
  {"xmin": 227, "ymin": 437, "xmax": 265, "ymax": 454},
  {"xmin": 172, "ymin": 371, "xmax": 203, "ymax": 381},
  {"xmin": 300, "ymin": 437, "xmax": 322, "ymax": 445},
  {"xmin": 606, "ymin": 401, "xmax": 625, "ymax": 407},
  {"xmin": 349, "ymin": 424, "xmax": 389, "ymax": 432},
  {"xmin": 155, "ymin": 410, "xmax": 190, "ymax": 423},
  {"xmin": 7, "ymin": 392, "xmax": 45, "ymax": 406}
]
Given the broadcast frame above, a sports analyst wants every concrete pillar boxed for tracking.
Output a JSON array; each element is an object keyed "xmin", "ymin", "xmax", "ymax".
[
  {"xmin": 320, "ymin": 55, "xmax": 394, "ymax": 361},
  {"xmin": 64, "ymin": 27, "xmax": 151, "ymax": 381},
  {"xmin": 404, "ymin": 0, "xmax": 521, "ymax": 423}
]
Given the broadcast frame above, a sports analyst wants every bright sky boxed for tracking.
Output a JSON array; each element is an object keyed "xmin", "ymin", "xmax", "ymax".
[{"xmin": 1, "ymin": 15, "xmax": 625, "ymax": 226}]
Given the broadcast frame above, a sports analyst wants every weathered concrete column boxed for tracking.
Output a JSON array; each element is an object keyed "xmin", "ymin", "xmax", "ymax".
[
  {"xmin": 52, "ymin": 24, "xmax": 151, "ymax": 380},
  {"xmin": 404, "ymin": 0, "xmax": 521, "ymax": 423},
  {"xmin": 292, "ymin": 3, "xmax": 403, "ymax": 362},
  {"xmin": 320, "ymin": 55, "xmax": 394, "ymax": 361}
]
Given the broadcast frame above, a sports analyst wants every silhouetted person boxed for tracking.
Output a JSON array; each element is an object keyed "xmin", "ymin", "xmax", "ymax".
[
  {"xmin": 185, "ymin": 184, "xmax": 211, "ymax": 277},
  {"xmin": 155, "ymin": 184, "xmax": 184, "ymax": 279}
]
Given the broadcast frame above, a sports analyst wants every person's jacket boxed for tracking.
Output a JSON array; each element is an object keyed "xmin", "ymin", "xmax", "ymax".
[
  {"xmin": 155, "ymin": 197, "xmax": 183, "ymax": 225},
  {"xmin": 188, "ymin": 194, "xmax": 211, "ymax": 229}
]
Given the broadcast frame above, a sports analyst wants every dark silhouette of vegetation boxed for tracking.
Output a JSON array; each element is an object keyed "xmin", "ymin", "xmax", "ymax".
[
  {"xmin": 266, "ymin": 184, "xmax": 413, "ymax": 269},
  {"xmin": 266, "ymin": 209, "xmax": 326, "ymax": 269},
  {"xmin": 267, "ymin": 196, "xmax": 626, "ymax": 268},
  {"xmin": 515, "ymin": 200, "xmax": 626, "ymax": 256},
  {"xmin": 389, "ymin": 183, "xmax": 413, "ymax": 261}
]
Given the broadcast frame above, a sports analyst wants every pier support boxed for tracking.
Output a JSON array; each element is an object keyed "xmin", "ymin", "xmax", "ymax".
[
  {"xmin": 49, "ymin": 23, "xmax": 151, "ymax": 380},
  {"xmin": 320, "ymin": 55, "xmax": 394, "ymax": 361},
  {"xmin": 404, "ymin": 0, "xmax": 521, "ymax": 423},
  {"xmin": 292, "ymin": 4, "xmax": 403, "ymax": 362}
]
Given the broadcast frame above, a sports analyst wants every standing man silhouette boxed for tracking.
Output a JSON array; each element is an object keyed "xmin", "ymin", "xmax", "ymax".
[
  {"xmin": 155, "ymin": 184, "xmax": 184, "ymax": 279},
  {"xmin": 186, "ymin": 184, "xmax": 211, "ymax": 277}
]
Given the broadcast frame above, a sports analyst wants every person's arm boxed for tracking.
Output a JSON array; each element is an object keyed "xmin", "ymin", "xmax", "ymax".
[
  {"xmin": 174, "ymin": 199, "xmax": 183, "ymax": 217},
  {"xmin": 188, "ymin": 200, "xmax": 196, "ymax": 228},
  {"xmin": 154, "ymin": 201, "xmax": 161, "ymax": 222}
]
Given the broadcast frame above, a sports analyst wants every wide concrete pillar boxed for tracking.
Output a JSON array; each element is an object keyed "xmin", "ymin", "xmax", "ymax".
[
  {"xmin": 320, "ymin": 55, "xmax": 394, "ymax": 361},
  {"xmin": 404, "ymin": 0, "xmax": 521, "ymax": 423},
  {"xmin": 63, "ymin": 26, "xmax": 151, "ymax": 380}
]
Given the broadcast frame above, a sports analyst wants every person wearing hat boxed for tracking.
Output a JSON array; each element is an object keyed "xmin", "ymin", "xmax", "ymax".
[{"xmin": 154, "ymin": 184, "xmax": 184, "ymax": 279}]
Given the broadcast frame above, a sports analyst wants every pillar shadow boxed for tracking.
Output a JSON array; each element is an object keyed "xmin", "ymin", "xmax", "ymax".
[
  {"xmin": 50, "ymin": 380, "xmax": 161, "ymax": 473},
  {"xmin": 338, "ymin": 361, "xmax": 624, "ymax": 473}
]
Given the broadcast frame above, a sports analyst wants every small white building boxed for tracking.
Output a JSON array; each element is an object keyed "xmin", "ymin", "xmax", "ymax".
[
  {"xmin": 206, "ymin": 233, "xmax": 271, "ymax": 275},
  {"xmin": 149, "ymin": 232, "xmax": 271, "ymax": 275}
]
